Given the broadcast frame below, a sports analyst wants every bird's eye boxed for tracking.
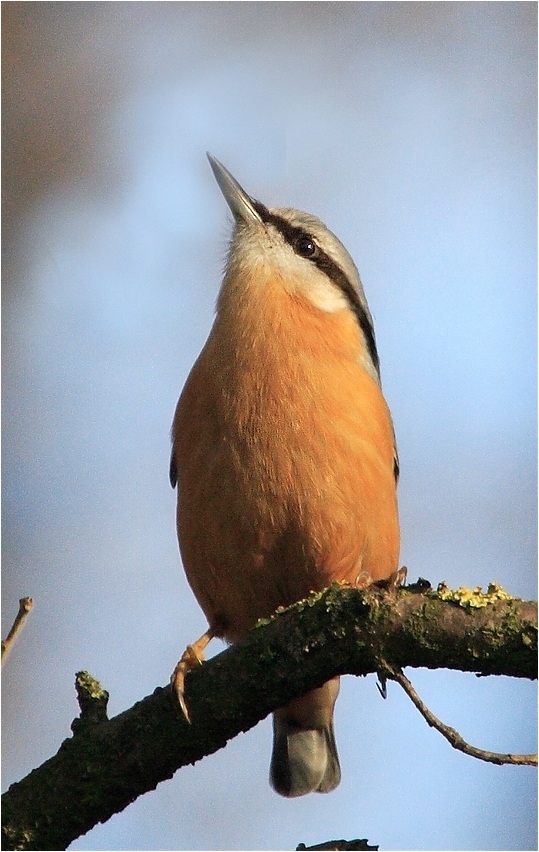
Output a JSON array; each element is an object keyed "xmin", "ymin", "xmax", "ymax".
[{"xmin": 294, "ymin": 234, "xmax": 317, "ymax": 258}]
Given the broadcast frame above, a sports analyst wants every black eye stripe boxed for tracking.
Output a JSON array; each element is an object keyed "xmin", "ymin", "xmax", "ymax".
[
  {"xmin": 312, "ymin": 251, "xmax": 380, "ymax": 376},
  {"xmin": 250, "ymin": 199, "xmax": 380, "ymax": 377}
]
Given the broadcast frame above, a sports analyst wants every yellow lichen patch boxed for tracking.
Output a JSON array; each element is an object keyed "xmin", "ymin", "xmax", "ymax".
[
  {"xmin": 436, "ymin": 581, "xmax": 514, "ymax": 608},
  {"xmin": 76, "ymin": 671, "xmax": 108, "ymax": 701}
]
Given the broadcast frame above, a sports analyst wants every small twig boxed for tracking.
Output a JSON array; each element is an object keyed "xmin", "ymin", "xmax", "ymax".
[
  {"xmin": 297, "ymin": 841, "xmax": 378, "ymax": 851},
  {"xmin": 2, "ymin": 597, "xmax": 34, "ymax": 666},
  {"xmin": 71, "ymin": 671, "xmax": 109, "ymax": 734},
  {"xmin": 376, "ymin": 672, "xmax": 387, "ymax": 699},
  {"xmin": 386, "ymin": 665, "xmax": 537, "ymax": 767}
]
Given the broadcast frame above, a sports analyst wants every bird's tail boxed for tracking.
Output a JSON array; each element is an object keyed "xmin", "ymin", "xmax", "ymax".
[{"xmin": 269, "ymin": 677, "xmax": 341, "ymax": 797}]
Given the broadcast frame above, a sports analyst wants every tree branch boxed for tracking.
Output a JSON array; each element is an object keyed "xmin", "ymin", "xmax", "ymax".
[
  {"xmin": 385, "ymin": 665, "xmax": 537, "ymax": 766},
  {"xmin": 297, "ymin": 840, "xmax": 379, "ymax": 850},
  {"xmin": 2, "ymin": 581, "xmax": 537, "ymax": 851},
  {"xmin": 2, "ymin": 597, "xmax": 34, "ymax": 666}
]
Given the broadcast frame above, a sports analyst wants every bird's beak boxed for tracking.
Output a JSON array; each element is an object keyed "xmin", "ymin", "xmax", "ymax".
[{"xmin": 207, "ymin": 153, "xmax": 263, "ymax": 225}]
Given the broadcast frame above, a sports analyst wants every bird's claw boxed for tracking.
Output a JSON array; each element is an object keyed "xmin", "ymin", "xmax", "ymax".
[
  {"xmin": 171, "ymin": 629, "xmax": 214, "ymax": 723},
  {"xmin": 375, "ymin": 565, "xmax": 407, "ymax": 591},
  {"xmin": 392, "ymin": 566, "xmax": 407, "ymax": 588}
]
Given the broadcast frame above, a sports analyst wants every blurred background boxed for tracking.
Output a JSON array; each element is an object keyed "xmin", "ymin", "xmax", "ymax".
[{"xmin": 2, "ymin": 3, "xmax": 536, "ymax": 850}]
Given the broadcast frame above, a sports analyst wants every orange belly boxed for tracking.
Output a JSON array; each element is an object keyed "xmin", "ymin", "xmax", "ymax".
[{"xmin": 173, "ymin": 282, "xmax": 399, "ymax": 643}]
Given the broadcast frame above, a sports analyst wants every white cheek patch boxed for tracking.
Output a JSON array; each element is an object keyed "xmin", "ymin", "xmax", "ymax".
[
  {"xmin": 273, "ymin": 243, "xmax": 350, "ymax": 314},
  {"xmin": 298, "ymin": 271, "xmax": 350, "ymax": 314},
  {"xmin": 232, "ymin": 223, "xmax": 350, "ymax": 315}
]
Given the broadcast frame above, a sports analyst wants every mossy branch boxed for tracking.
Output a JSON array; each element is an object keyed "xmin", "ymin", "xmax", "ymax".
[{"xmin": 2, "ymin": 581, "xmax": 537, "ymax": 851}]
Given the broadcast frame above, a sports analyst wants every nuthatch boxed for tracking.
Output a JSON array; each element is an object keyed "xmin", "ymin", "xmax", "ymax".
[{"xmin": 170, "ymin": 155, "xmax": 400, "ymax": 797}]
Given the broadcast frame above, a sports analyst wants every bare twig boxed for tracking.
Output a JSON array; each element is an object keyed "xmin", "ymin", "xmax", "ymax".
[
  {"xmin": 2, "ymin": 597, "xmax": 34, "ymax": 666},
  {"xmin": 297, "ymin": 840, "xmax": 378, "ymax": 851},
  {"xmin": 71, "ymin": 672, "xmax": 109, "ymax": 733},
  {"xmin": 386, "ymin": 664, "xmax": 537, "ymax": 767}
]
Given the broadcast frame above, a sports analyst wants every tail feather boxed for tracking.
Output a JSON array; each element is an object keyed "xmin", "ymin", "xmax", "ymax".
[{"xmin": 270, "ymin": 715, "xmax": 341, "ymax": 798}]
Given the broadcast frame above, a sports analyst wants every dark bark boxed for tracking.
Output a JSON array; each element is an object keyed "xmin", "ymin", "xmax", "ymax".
[{"xmin": 2, "ymin": 581, "xmax": 537, "ymax": 851}]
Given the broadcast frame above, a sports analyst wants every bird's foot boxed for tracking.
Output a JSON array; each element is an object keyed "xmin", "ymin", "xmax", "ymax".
[
  {"xmin": 389, "ymin": 566, "xmax": 407, "ymax": 588},
  {"xmin": 171, "ymin": 629, "xmax": 214, "ymax": 722},
  {"xmin": 374, "ymin": 566, "xmax": 407, "ymax": 591}
]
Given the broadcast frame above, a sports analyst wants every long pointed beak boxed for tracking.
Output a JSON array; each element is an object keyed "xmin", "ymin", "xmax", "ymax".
[{"xmin": 207, "ymin": 153, "xmax": 263, "ymax": 225}]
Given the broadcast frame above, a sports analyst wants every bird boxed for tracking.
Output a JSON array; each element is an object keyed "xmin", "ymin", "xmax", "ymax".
[{"xmin": 169, "ymin": 154, "xmax": 400, "ymax": 797}]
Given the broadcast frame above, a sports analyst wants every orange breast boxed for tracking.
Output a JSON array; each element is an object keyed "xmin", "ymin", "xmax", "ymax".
[{"xmin": 172, "ymin": 272, "xmax": 399, "ymax": 642}]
